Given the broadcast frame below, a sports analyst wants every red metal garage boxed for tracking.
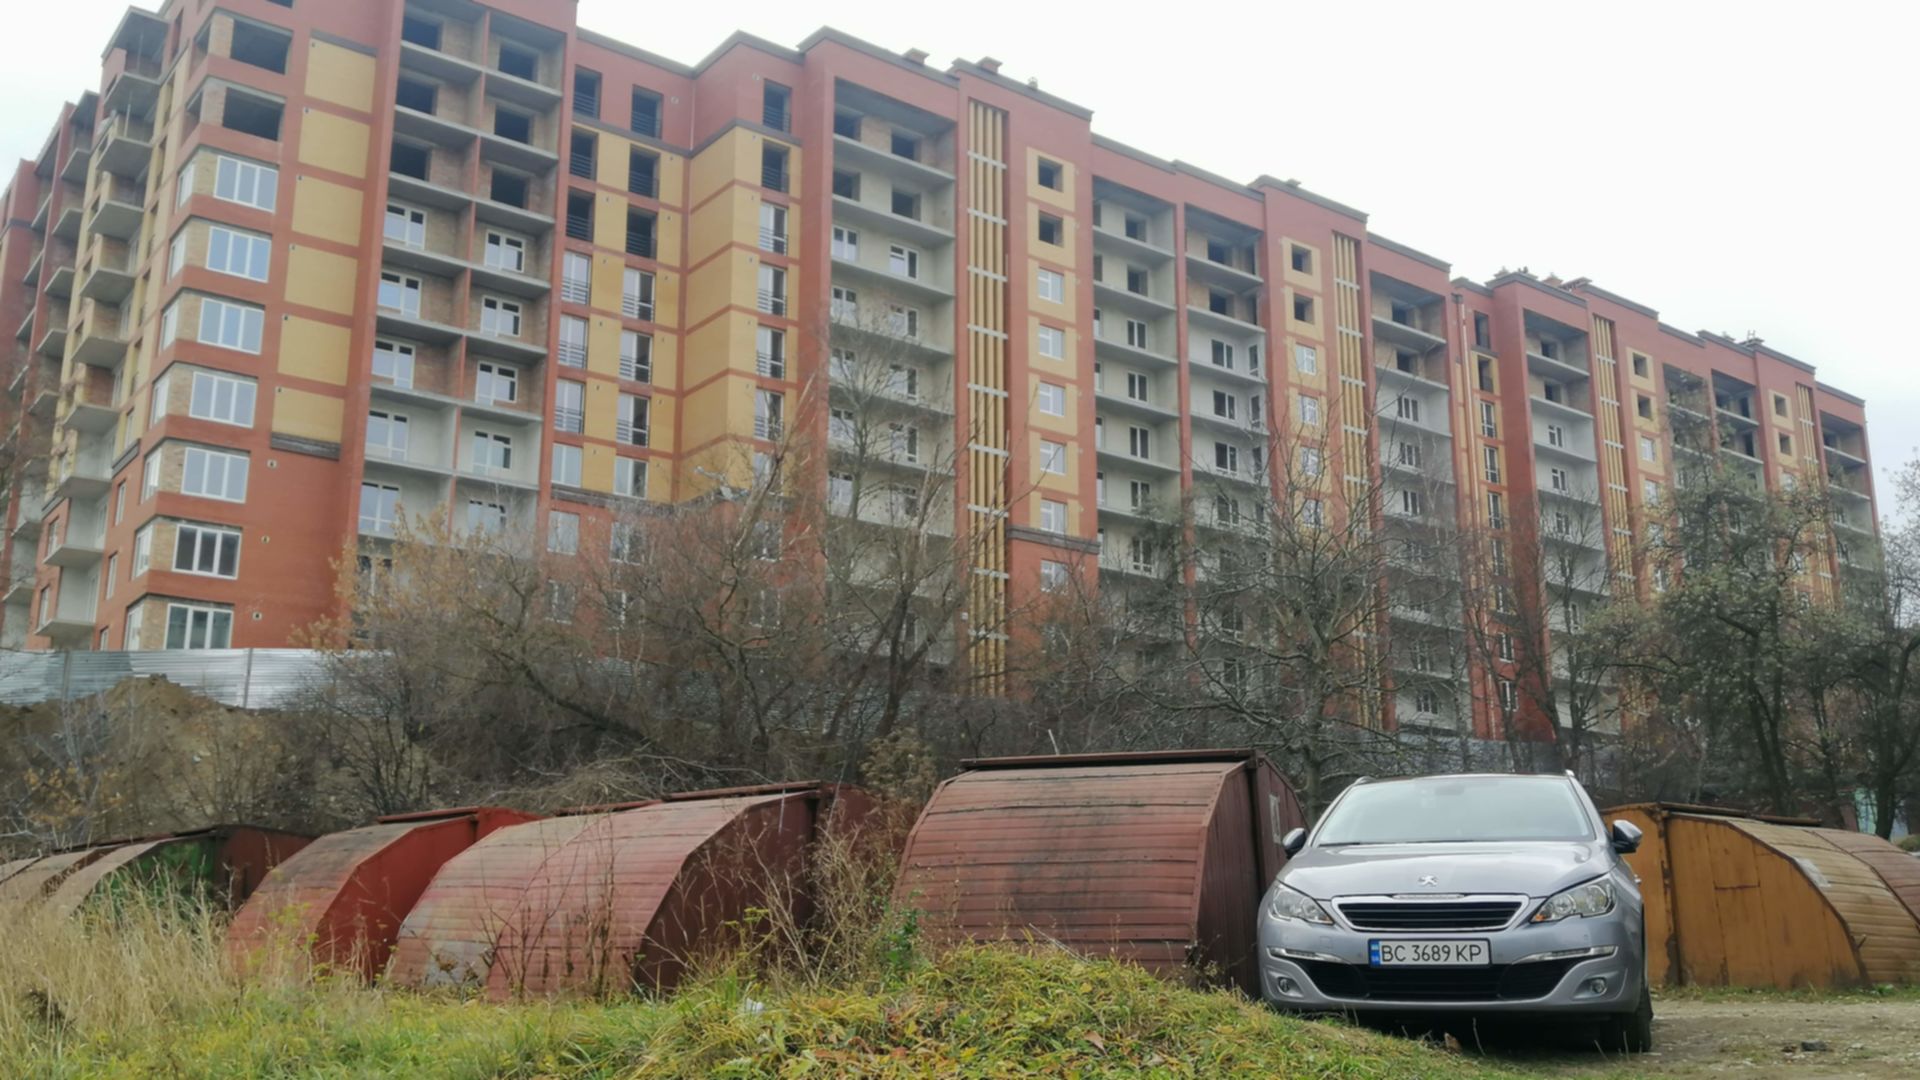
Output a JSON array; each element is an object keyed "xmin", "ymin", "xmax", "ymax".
[
  {"xmin": 893, "ymin": 749, "xmax": 1306, "ymax": 994},
  {"xmin": 226, "ymin": 806, "xmax": 536, "ymax": 977}
]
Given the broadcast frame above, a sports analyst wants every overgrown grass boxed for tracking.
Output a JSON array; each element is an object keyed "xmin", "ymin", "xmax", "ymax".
[{"xmin": 0, "ymin": 894, "xmax": 1503, "ymax": 1079}]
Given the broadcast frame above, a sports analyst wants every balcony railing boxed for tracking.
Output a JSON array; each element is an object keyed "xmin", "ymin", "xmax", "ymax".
[
  {"xmin": 761, "ymin": 166, "xmax": 788, "ymax": 193},
  {"xmin": 557, "ymin": 340, "xmax": 586, "ymax": 366},
  {"xmin": 758, "ymin": 226, "xmax": 787, "ymax": 254},
  {"xmin": 560, "ymin": 277, "xmax": 589, "ymax": 304},
  {"xmin": 630, "ymin": 112, "xmax": 660, "ymax": 138},
  {"xmin": 757, "ymin": 290, "xmax": 786, "ymax": 316},
  {"xmin": 569, "ymin": 151, "xmax": 594, "ymax": 179},
  {"xmin": 763, "ymin": 106, "xmax": 790, "ymax": 131},
  {"xmin": 628, "ymin": 170, "xmax": 657, "ymax": 199},
  {"xmin": 757, "ymin": 351, "xmax": 785, "ymax": 378},
  {"xmin": 622, "ymin": 294, "xmax": 653, "ymax": 321},
  {"xmin": 619, "ymin": 355, "xmax": 650, "ymax": 383},
  {"xmin": 625, "ymin": 232, "xmax": 656, "ymax": 259},
  {"xmin": 754, "ymin": 415, "xmax": 782, "ymax": 440},
  {"xmin": 553, "ymin": 407, "xmax": 583, "ymax": 433},
  {"xmin": 616, "ymin": 420, "xmax": 648, "ymax": 446},
  {"xmin": 564, "ymin": 214, "xmax": 591, "ymax": 241}
]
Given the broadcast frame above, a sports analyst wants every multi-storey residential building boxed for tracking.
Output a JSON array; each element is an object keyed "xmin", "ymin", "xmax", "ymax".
[{"xmin": 0, "ymin": 3, "xmax": 1880, "ymax": 739}]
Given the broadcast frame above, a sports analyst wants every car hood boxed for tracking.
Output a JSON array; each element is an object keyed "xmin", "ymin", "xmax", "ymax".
[{"xmin": 1278, "ymin": 841, "xmax": 1608, "ymax": 900}]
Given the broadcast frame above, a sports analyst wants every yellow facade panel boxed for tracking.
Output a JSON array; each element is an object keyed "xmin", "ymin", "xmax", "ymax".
[
  {"xmin": 295, "ymin": 110, "xmax": 370, "ymax": 179},
  {"xmin": 1024, "ymin": 147, "xmax": 1075, "ymax": 211},
  {"xmin": 588, "ymin": 252, "xmax": 624, "ymax": 314},
  {"xmin": 583, "ymin": 377, "xmax": 617, "ymax": 440},
  {"xmin": 658, "ymin": 151, "xmax": 687, "ymax": 206},
  {"xmin": 270, "ymin": 387, "xmax": 345, "ymax": 442},
  {"xmin": 289, "ymin": 175, "xmax": 364, "ymax": 243},
  {"xmin": 580, "ymin": 443, "xmax": 615, "ymax": 492},
  {"xmin": 285, "ymin": 246, "xmax": 360, "ymax": 315},
  {"xmin": 304, "ymin": 41, "xmax": 376, "ymax": 112},
  {"xmin": 586, "ymin": 315, "xmax": 620, "ymax": 377},
  {"xmin": 592, "ymin": 192, "xmax": 626, "ymax": 251},
  {"xmin": 682, "ymin": 314, "xmax": 747, "ymax": 389},
  {"xmin": 277, "ymin": 316, "xmax": 351, "ymax": 385}
]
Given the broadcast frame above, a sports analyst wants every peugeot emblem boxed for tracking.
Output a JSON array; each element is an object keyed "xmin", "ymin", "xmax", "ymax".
[{"xmin": 1417, "ymin": 875, "xmax": 1439, "ymax": 888}]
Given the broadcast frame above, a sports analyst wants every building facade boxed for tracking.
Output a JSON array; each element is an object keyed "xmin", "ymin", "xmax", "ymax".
[{"xmin": 0, "ymin": 2, "xmax": 1880, "ymax": 738}]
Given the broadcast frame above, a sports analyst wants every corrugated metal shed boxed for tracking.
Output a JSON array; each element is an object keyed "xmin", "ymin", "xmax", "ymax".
[
  {"xmin": 1820, "ymin": 829, "xmax": 1920, "ymax": 927},
  {"xmin": 893, "ymin": 749, "xmax": 1305, "ymax": 994},
  {"xmin": 1609, "ymin": 803, "xmax": 1920, "ymax": 987},
  {"xmin": 387, "ymin": 782, "xmax": 866, "ymax": 997},
  {"xmin": 32, "ymin": 826, "xmax": 312, "ymax": 916},
  {"xmin": 0, "ymin": 846, "xmax": 119, "ymax": 909},
  {"xmin": 227, "ymin": 807, "xmax": 536, "ymax": 977}
]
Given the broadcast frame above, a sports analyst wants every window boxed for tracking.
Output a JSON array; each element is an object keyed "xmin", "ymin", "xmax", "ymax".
[
  {"xmin": 1498, "ymin": 679, "xmax": 1518, "ymax": 716},
  {"xmin": 1397, "ymin": 441, "xmax": 1422, "ymax": 469},
  {"xmin": 1630, "ymin": 353, "xmax": 1650, "ymax": 378},
  {"xmin": 1302, "ymin": 497, "xmax": 1325, "ymax": 527},
  {"xmin": 757, "ymin": 265, "xmax": 786, "ymax": 316},
  {"xmin": 1292, "ymin": 294, "xmax": 1314, "ymax": 323},
  {"xmin": 762, "ymin": 81, "xmax": 791, "ymax": 130},
  {"xmin": 1483, "ymin": 446, "xmax": 1501, "ymax": 482},
  {"xmin": 829, "ymin": 224, "xmax": 860, "ymax": 261},
  {"xmin": 1037, "ymin": 213, "xmax": 1063, "ymax": 246},
  {"xmin": 890, "ymin": 130, "xmax": 919, "ymax": 160},
  {"xmin": 1395, "ymin": 395, "xmax": 1420, "ymax": 423},
  {"xmin": 834, "ymin": 110, "xmax": 861, "ymax": 139},
  {"xmin": 1125, "ymin": 319, "xmax": 1150, "ymax": 350},
  {"xmin": 887, "ymin": 364, "xmax": 918, "ymax": 398},
  {"xmin": 378, "ymin": 271, "xmax": 422, "ymax": 318},
  {"xmin": 829, "ymin": 407, "xmax": 856, "ymax": 444},
  {"xmin": 623, "ymin": 268, "xmax": 655, "ymax": 320},
  {"xmin": 480, "ymin": 296, "xmax": 522, "ymax": 337},
  {"xmin": 1034, "ymin": 156, "xmax": 1065, "ymax": 191},
  {"xmin": 1299, "ymin": 446, "xmax": 1323, "ymax": 477},
  {"xmin": 1294, "ymin": 344, "xmax": 1317, "ymax": 374},
  {"xmin": 391, "ymin": 141, "xmax": 430, "ymax": 179},
  {"xmin": 832, "ymin": 169, "xmax": 859, "ymax": 200},
  {"xmin": 1037, "ymin": 268, "xmax": 1064, "ymax": 302},
  {"xmin": 1543, "ymin": 381, "xmax": 1565, "ymax": 404},
  {"xmin": 143, "ymin": 454, "xmax": 161, "ymax": 500},
  {"xmin": 625, "ymin": 208, "xmax": 657, "ymax": 258},
  {"xmin": 890, "ymin": 188, "xmax": 920, "ymax": 220},
  {"xmin": 1480, "ymin": 401, "xmax": 1498, "ymax": 438},
  {"xmin": 366, "ymin": 409, "xmax": 410, "ymax": 457},
  {"xmin": 1289, "ymin": 244, "xmax": 1312, "ymax": 274},
  {"xmin": 466, "ymin": 500, "xmax": 508, "ymax": 535},
  {"xmin": 1211, "ymin": 340, "xmax": 1234, "ymax": 370},
  {"xmin": 887, "ymin": 304, "xmax": 919, "ymax": 338},
  {"xmin": 629, "ymin": 149, "xmax": 659, "ymax": 198},
  {"xmin": 1041, "ymin": 560, "xmax": 1069, "ymax": 592},
  {"xmin": 384, "ymin": 203, "xmax": 427, "ymax": 248},
  {"xmin": 886, "ymin": 423, "xmax": 919, "ymax": 462},
  {"xmin": 630, "ymin": 88, "xmax": 662, "ymax": 137},
  {"xmin": 565, "ymin": 190, "xmax": 593, "ymax": 239},
  {"xmin": 213, "ymin": 156, "xmax": 277, "ymax": 211},
  {"xmin": 549, "ymin": 511, "xmax": 579, "ymax": 555},
  {"xmin": 182, "ymin": 447, "xmax": 249, "ymax": 501},
  {"xmin": 1300, "ymin": 395, "xmax": 1321, "ymax": 426},
  {"xmin": 173, "ymin": 523, "xmax": 241, "ymax": 578},
  {"xmin": 1039, "ymin": 499, "xmax": 1067, "ymax": 534},
  {"xmin": 1413, "ymin": 688, "xmax": 1439, "ymax": 716},
  {"xmin": 1487, "ymin": 491, "xmax": 1506, "ymax": 529},
  {"xmin": 1547, "ymin": 423, "xmax": 1565, "ymax": 448},
  {"xmin": 1039, "ymin": 439, "xmax": 1067, "ymax": 474},
  {"xmin": 221, "ymin": 92, "xmax": 284, "ymax": 140},
  {"xmin": 610, "ymin": 522, "xmax": 642, "ymax": 565},
  {"xmin": 1125, "ymin": 372, "xmax": 1149, "ymax": 401},
  {"xmin": 758, "ymin": 203, "xmax": 787, "ymax": 254},
  {"xmin": 831, "ymin": 286, "xmax": 859, "ymax": 322},
  {"xmin": 828, "ymin": 471, "xmax": 854, "ymax": 511},
  {"xmin": 493, "ymin": 107, "xmax": 533, "ymax": 144},
  {"xmin": 1639, "ymin": 435, "xmax": 1657, "ymax": 462},
  {"xmin": 475, "ymin": 361, "xmax": 518, "ymax": 404},
  {"xmin": 553, "ymin": 381, "xmax": 584, "ymax": 432},
  {"xmin": 561, "ymin": 252, "xmax": 590, "ymax": 303},
  {"xmin": 1643, "ymin": 479, "xmax": 1661, "ymax": 504},
  {"xmin": 115, "ymin": 482, "xmax": 125, "ymax": 525},
  {"xmin": 1400, "ymin": 489, "xmax": 1426, "ymax": 517},
  {"xmin": 1128, "ymin": 481, "xmax": 1153, "ymax": 512},
  {"xmin": 885, "ymin": 244, "xmax": 921, "ymax": 280},
  {"xmin": 1551, "ymin": 510, "xmax": 1572, "ymax": 537},
  {"xmin": 754, "ymin": 389, "xmax": 783, "ymax": 440},
  {"xmin": 1772, "ymin": 393, "xmax": 1790, "ymax": 418},
  {"xmin": 615, "ymin": 456, "xmax": 648, "ymax": 499},
  {"xmin": 206, "ymin": 225, "xmax": 271, "ymax": 281},
  {"xmin": 1037, "ymin": 325, "xmax": 1064, "ymax": 360},
  {"xmin": 471, "ymin": 431, "xmax": 513, "ymax": 474},
  {"xmin": 357, "ymin": 482, "xmax": 399, "ymax": 535},
  {"xmin": 1126, "ymin": 266, "xmax": 1148, "ymax": 295},
  {"xmin": 1550, "ymin": 467, "xmax": 1569, "ymax": 493},
  {"xmin": 484, "ymin": 231, "xmax": 527, "ymax": 273},
  {"xmin": 1128, "ymin": 537, "xmax": 1155, "ymax": 574},
  {"xmin": 373, "ymin": 339, "xmax": 416, "ymax": 387},
  {"xmin": 617, "ymin": 394, "xmax": 649, "ymax": 446},
  {"xmin": 1212, "ymin": 391, "xmax": 1236, "ymax": 419},
  {"xmin": 573, "ymin": 68, "xmax": 601, "ymax": 118},
  {"xmin": 552, "ymin": 443, "xmax": 582, "ymax": 487},
  {"xmin": 198, "ymin": 298, "xmax": 265, "ymax": 353},
  {"xmin": 188, "ymin": 371, "xmax": 256, "ymax": 426},
  {"xmin": 755, "ymin": 326, "xmax": 783, "ymax": 379},
  {"xmin": 558, "ymin": 316, "xmax": 587, "ymax": 367},
  {"xmin": 397, "ymin": 71, "xmax": 438, "ymax": 111},
  {"xmin": 1777, "ymin": 432, "xmax": 1793, "ymax": 456},
  {"xmin": 1033, "ymin": 382, "xmax": 1066, "ymax": 417},
  {"xmin": 168, "ymin": 231, "xmax": 187, "ymax": 278},
  {"xmin": 1214, "ymin": 443, "xmax": 1238, "ymax": 473},
  {"xmin": 165, "ymin": 603, "xmax": 233, "ymax": 650}
]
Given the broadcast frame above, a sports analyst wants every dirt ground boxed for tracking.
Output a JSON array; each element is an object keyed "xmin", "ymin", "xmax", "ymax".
[{"xmin": 1425, "ymin": 993, "xmax": 1920, "ymax": 1077}]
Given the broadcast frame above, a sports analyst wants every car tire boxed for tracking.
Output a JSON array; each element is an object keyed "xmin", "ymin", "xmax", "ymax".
[{"xmin": 1599, "ymin": 979, "xmax": 1654, "ymax": 1053}]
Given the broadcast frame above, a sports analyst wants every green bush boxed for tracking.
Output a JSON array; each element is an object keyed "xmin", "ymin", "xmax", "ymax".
[{"xmin": 1897, "ymin": 833, "xmax": 1920, "ymax": 853}]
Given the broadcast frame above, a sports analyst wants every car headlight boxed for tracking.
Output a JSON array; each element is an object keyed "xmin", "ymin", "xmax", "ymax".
[
  {"xmin": 1530, "ymin": 878, "xmax": 1615, "ymax": 923},
  {"xmin": 1267, "ymin": 882, "xmax": 1334, "ymax": 925}
]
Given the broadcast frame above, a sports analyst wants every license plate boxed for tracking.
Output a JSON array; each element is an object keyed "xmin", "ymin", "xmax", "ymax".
[{"xmin": 1370, "ymin": 939, "xmax": 1490, "ymax": 967}]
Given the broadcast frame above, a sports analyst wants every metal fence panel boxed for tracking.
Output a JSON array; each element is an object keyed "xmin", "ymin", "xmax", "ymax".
[{"xmin": 0, "ymin": 649, "xmax": 334, "ymax": 709}]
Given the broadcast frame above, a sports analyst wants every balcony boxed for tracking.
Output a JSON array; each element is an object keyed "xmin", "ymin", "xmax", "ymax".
[
  {"xmin": 1528, "ymin": 393, "xmax": 1592, "ymax": 422},
  {"xmin": 95, "ymin": 114, "xmax": 153, "ymax": 176},
  {"xmin": 1525, "ymin": 349, "xmax": 1591, "ymax": 382},
  {"xmin": 828, "ymin": 251, "xmax": 953, "ymax": 304},
  {"xmin": 44, "ymin": 261, "xmax": 75, "ymax": 299},
  {"xmin": 1373, "ymin": 314, "xmax": 1447, "ymax": 353},
  {"xmin": 1185, "ymin": 250, "xmax": 1262, "ymax": 292},
  {"xmin": 830, "ymin": 193, "xmax": 954, "ymax": 250},
  {"xmin": 1533, "ymin": 431, "xmax": 1596, "ymax": 463},
  {"xmin": 52, "ymin": 201, "xmax": 83, "ymax": 242},
  {"xmin": 1091, "ymin": 223, "xmax": 1173, "ymax": 263},
  {"xmin": 1093, "ymin": 279, "xmax": 1174, "ymax": 320},
  {"xmin": 831, "ymin": 133, "xmax": 953, "ymax": 186},
  {"xmin": 79, "ymin": 242, "xmax": 137, "ymax": 304},
  {"xmin": 70, "ymin": 302, "xmax": 128, "ymax": 368},
  {"xmin": 1188, "ymin": 407, "xmax": 1265, "ymax": 439},
  {"xmin": 50, "ymin": 451, "xmax": 111, "ymax": 502},
  {"xmin": 44, "ymin": 533, "xmax": 103, "ymax": 569},
  {"xmin": 1093, "ymin": 332, "xmax": 1176, "ymax": 368},
  {"xmin": 65, "ymin": 385, "xmax": 118, "ymax": 433},
  {"xmin": 100, "ymin": 59, "xmax": 162, "ymax": 118},
  {"xmin": 37, "ymin": 603, "xmax": 96, "ymax": 642},
  {"xmin": 1375, "ymin": 360, "xmax": 1448, "ymax": 395},
  {"xmin": 1095, "ymin": 442, "xmax": 1180, "ymax": 477},
  {"xmin": 1185, "ymin": 302, "xmax": 1263, "ymax": 335},
  {"xmin": 86, "ymin": 181, "xmax": 144, "ymax": 241},
  {"xmin": 59, "ymin": 143, "xmax": 90, "ymax": 185},
  {"xmin": 1094, "ymin": 388, "xmax": 1178, "ymax": 424}
]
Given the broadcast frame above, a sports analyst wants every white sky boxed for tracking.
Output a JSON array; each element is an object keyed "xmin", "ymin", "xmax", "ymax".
[{"xmin": 4, "ymin": 0, "xmax": 1913, "ymax": 521}]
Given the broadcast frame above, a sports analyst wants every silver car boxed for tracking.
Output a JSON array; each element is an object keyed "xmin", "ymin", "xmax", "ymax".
[{"xmin": 1258, "ymin": 773, "xmax": 1651, "ymax": 1051}]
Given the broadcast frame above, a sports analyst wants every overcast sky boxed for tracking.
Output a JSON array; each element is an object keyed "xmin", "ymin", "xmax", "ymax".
[{"xmin": 4, "ymin": 0, "xmax": 1912, "ymax": 521}]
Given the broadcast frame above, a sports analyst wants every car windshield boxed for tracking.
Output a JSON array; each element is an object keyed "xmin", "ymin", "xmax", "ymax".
[{"xmin": 1314, "ymin": 776, "xmax": 1594, "ymax": 845}]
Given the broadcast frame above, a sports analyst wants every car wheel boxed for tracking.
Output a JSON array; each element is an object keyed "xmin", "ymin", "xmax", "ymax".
[{"xmin": 1599, "ymin": 979, "xmax": 1653, "ymax": 1053}]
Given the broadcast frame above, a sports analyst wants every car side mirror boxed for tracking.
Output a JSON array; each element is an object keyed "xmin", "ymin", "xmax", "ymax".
[
  {"xmin": 1610, "ymin": 819, "xmax": 1643, "ymax": 855},
  {"xmin": 1282, "ymin": 827, "xmax": 1307, "ymax": 857}
]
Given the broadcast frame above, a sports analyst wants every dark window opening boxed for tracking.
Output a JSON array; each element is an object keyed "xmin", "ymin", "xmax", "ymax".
[
  {"xmin": 1539, "ymin": 338, "xmax": 1561, "ymax": 359},
  {"xmin": 395, "ymin": 76, "xmax": 436, "ymax": 114},
  {"xmin": 1037, "ymin": 213, "xmax": 1062, "ymax": 245},
  {"xmin": 1632, "ymin": 353, "xmax": 1649, "ymax": 377},
  {"xmin": 761, "ymin": 144, "xmax": 788, "ymax": 193},
  {"xmin": 1543, "ymin": 381, "xmax": 1564, "ymax": 404},
  {"xmin": 497, "ymin": 43, "xmax": 538, "ymax": 81},
  {"xmin": 1209, "ymin": 290, "xmax": 1231, "ymax": 316},
  {"xmin": 1123, "ymin": 214, "xmax": 1146, "ymax": 241},
  {"xmin": 1477, "ymin": 357, "xmax": 1494, "ymax": 392},
  {"xmin": 832, "ymin": 170, "xmax": 859, "ymax": 199},
  {"xmin": 229, "ymin": 21, "xmax": 291, "ymax": 74},
  {"xmin": 222, "ymin": 94, "xmax": 283, "ymax": 140},
  {"xmin": 626, "ymin": 208, "xmax": 656, "ymax": 258},
  {"xmin": 569, "ymin": 130, "xmax": 595, "ymax": 179},
  {"xmin": 1637, "ymin": 395, "xmax": 1653, "ymax": 420},
  {"xmin": 390, "ymin": 141, "xmax": 430, "ymax": 179},
  {"xmin": 494, "ymin": 108, "xmax": 532, "ymax": 145},
  {"xmin": 1289, "ymin": 244, "xmax": 1312, "ymax": 274},
  {"xmin": 1396, "ymin": 350, "xmax": 1417, "ymax": 374},
  {"xmin": 1390, "ymin": 301, "xmax": 1416, "ymax": 326},
  {"xmin": 1207, "ymin": 239, "xmax": 1229, "ymax": 264},
  {"xmin": 565, "ymin": 190, "xmax": 593, "ymax": 240},
  {"xmin": 573, "ymin": 69, "xmax": 601, "ymax": 117},
  {"xmin": 1473, "ymin": 312, "xmax": 1492, "ymax": 348},
  {"xmin": 401, "ymin": 14, "xmax": 441, "ymax": 49},
  {"xmin": 833, "ymin": 110, "xmax": 861, "ymax": 138},
  {"xmin": 1037, "ymin": 157, "xmax": 1063, "ymax": 191},
  {"xmin": 630, "ymin": 88, "xmax": 662, "ymax": 137},
  {"xmin": 1126, "ymin": 266, "xmax": 1147, "ymax": 295},
  {"xmin": 890, "ymin": 131, "xmax": 919, "ymax": 160},
  {"xmin": 628, "ymin": 149, "xmax": 658, "ymax": 198},
  {"xmin": 490, "ymin": 170, "xmax": 528, "ymax": 207},
  {"xmin": 762, "ymin": 82, "xmax": 791, "ymax": 131},
  {"xmin": 1292, "ymin": 294, "xmax": 1314, "ymax": 323},
  {"xmin": 892, "ymin": 188, "xmax": 921, "ymax": 220}
]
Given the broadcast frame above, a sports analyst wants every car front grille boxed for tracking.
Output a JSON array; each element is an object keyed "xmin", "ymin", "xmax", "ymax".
[
  {"xmin": 1336, "ymin": 899, "xmax": 1524, "ymax": 932},
  {"xmin": 1297, "ymin": 958, "xmax": 1580, "ymax": 1003}
]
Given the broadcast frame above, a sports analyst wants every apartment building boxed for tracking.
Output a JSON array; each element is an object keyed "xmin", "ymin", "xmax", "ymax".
[{"xmin": 0, "ymin": 1, "xmax": 1879, "ymax": 739}]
